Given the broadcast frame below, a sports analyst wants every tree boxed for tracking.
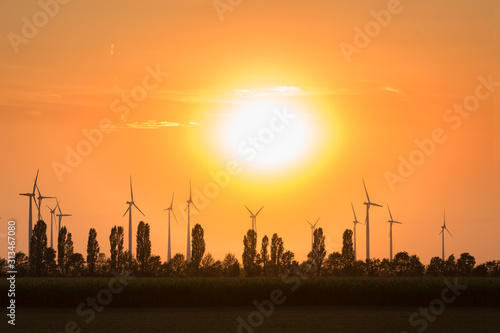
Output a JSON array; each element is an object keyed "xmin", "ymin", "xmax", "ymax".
[
  {"xmin": 457, "ymin": 252, "xmax": 475, "ymax": 276},
  {"xmin": 136, "ymin": 221, "xmax": 152, "ymax": 273},
  {"xmin": 148, "ymin": 255, "xmax": 162, "ymax": 276},
  {"xmin": 15, "ymin": 252, "xmax": 29, "ymax": 276},
  {"xmin": 242, "ymin": 230, "xmax": 257, "ymax": 277},
  {"xmin": 191, "ymin": 223, "xmax": 206, "ymax": 275},
  {"xmin": 258, "ymin": 235, "xmax": 269, "ymax": 275},
  {"xmin": 307, "ymin": 227, "xmax": 326, "ymax": 277},
  {"xmin": 324, "ymin": 252, "xmax": 343, "ymax": 276},
  {"xmin": 30, "ymin": 220, "xmax": 48, "ymax": 275},
  {"xmin": 222, "ymin": 253, "xmax": 240, "ymax": 277},
  {"xmin": 87, "ymin": 228, "xmax": 100, "ymax": 276},
  {"xmin": 43, "ymin": 247, "xmax": 57, "ymax": 276},
  {"xmin": 281, "ymin": 250, "xmax": 295, "ymax": 273},
  {"xmin": 341, "ymin": 229, "xmax": 355, "ymax": 275},
  {"xmin": 57, "ymin": 227, "xmax": 70, "ymax": 275},
  {"xmin": 69, "ymin": 253, "xmax": 85, "ymax": 276},
  {"xmin": 444, "ymin": 254, "xmax": 457, "ymax": 276},
  {"xmin": 269, "ymin": 233, "xmax": 284, "ymax": 276},
  {"xmin": 170, "ymin": 253, "xmax": 187, "ymax": 277},
  {"xmin": 427, "ymin": 256, "xmax": 445, "ymax": 276},
  {"xmin": 109, "ymin": 226, "xmax": 124, "ymax": 271}
]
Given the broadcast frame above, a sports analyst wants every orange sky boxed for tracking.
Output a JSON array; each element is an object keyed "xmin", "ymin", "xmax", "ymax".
[{"xmin": 1, "ymin": 0, "xmax": 499, "ymax": 265}]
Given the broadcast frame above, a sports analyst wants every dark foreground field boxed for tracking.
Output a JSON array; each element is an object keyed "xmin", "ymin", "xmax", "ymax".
[
  {"xmin": 4, "ymin": 276, "xmax": 500, "ymax": 307},
  {"xmin": 3, "ymin": 307, "xmax": 500, "ymax": 333}
]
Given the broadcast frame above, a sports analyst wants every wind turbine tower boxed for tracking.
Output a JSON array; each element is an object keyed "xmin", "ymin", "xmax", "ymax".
[
  {"xmin": 245, "ymin": 206, "xmax": 264, "ymax": 234},
  {"xmin": 306, "ymin": 217, "xmax": 320, "ymax": 251},
  {"xmin": 163, "ymin": 192, "xmax": 177, "ymax": 262},
  {"xmin": 123, "ymin": 176, "xmax": 145, "ymax": 258},
  {"xmin": 440, "ymin": 210, "xmax": 453, "ymax": 261},
  {"xmin": 185, "ymin": 181, "xmax": 199, "ymax": 263},
  {"xmin": 351, "ymin": 203, "xmax": 362, "ymax": 261},
  {"xmin": 19, "ymin": 169, "xmax": 39, "ymax": 257},
  {"xmin": 362, "ymin": 179, "xmax": 382, "ymax": 261},
  {"xmin": 387, "ymin": 204, "xmax": 402, "ymax": 262}
]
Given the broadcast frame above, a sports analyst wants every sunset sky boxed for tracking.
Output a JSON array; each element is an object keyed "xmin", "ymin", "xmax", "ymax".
[{"xmin": 1, "ymin": 0, "xmax": 499, "ymax": 265}]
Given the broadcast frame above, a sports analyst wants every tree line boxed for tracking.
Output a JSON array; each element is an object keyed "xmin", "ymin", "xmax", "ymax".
[{"xmin": 1, "ymin": 220, "xmax": 499, "ymax": 278}]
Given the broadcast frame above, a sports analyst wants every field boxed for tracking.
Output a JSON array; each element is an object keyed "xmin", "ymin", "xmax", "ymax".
[
  {"xmin": 2, "ymin": 307, "xmax": 500, "ymax": 333},
  {"xmin": 3, "ymin": 276, "xmax": 500, "ymax": 307}
]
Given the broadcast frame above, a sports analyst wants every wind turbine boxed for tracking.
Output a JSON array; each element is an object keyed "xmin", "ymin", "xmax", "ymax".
[
  {"xmin": 387, "ymin": 204, "xmax": 402, "ymax": 262},
  {"xmin": 56, "ymin": 198, "xmax": 72, "ymax": 236},
  {"xmin": 245, "ymin": 206, "xmax": 264, "ymax": 234},
  {"xmin": 36, "ymin": 184, "xmax": 54, "ymax": 221},
  {"xmin": 351, "ymin": 203, "xmax": 362, "ymax": 261},
  {"xmin": 123, "ymin": 176, "xmax": 145, "ymax": 258},
  {"xmin": 163, "ymin": 192, "xmax": 177, "ymax": 263},
  {"xmin": 46, "ymin": 203, "xmax": 57, "ymax": 249},
  {"xmin": 440, "ymin": 210, "xmax": 452, "ymax": 261},
  {"xmin": 362, "ymin": 179, "xmax": 382, "ymax": 261},
  {"xmin": 306, "ymin": 217, "xmax": 320, "ymax": 251},
  {"xmin": 185, "ymin": 181, "xmax": 199, "ymax": 263},
  {"xmin": 19, "ymin": 169, "xmax": 39, "ymax": 257}
]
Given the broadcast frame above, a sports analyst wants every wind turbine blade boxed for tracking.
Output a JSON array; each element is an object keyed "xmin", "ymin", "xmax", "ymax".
[
  {"xmin": 133, "ymin": 203, "xmax": 145, "ymax": 216},
  {"xmin": 372, "ymin": 203, "xmax": 383, "ymax": 207},
  {"xmin": 192, "ymin": 202, "xmax": 200, "ymax": 213},
  {"xmin": 130, "ymin": 176, "xmax": 134, "ymax": 201},
  {"xmin": 351, "ymin": 203, "xmax": 358, "ymax": 221},
  {"xmin": 32, "ymin": 169, "xmax": 39, "ymax": 194},
  {"xmin": 255, "ymin": 206, "xmax": 264, "ymax": 216},
  {"xmin": 123, "ymin": 206, "xmax": 130, "ymax": 217},
  {"xmin": 394, "ymin": 221, "xmax": 402, "ymax": 224},
  {"xmin": 315, "ymin": 217, "xmax": 320, "ymax": 226},
  {"xmin": 184, "ymin": 204, "xmax": 189, "ymax": 212},
  {"xmin": 170, "ymin": 192, "xmax": 175, "ymax": 208},
  {"xmin": 56, "ymin": 198, "xmax": 61, "ymax": 214},
  {"xmin": 362, "ymin": 179, "xmax": 370, "ymax": 202},
  {"xmin": 36, "ymin": 184, "xmax": 42, "ymax": 198},
  {"xmin": 172, "ymin": 210, "xmax": 178, "ymax": 223},
  {"xmin": 245, "ymin": 205, "xmax": 253, "ymax": 216},
  {"xmin": 189, "ymin": 180, "xmax": 192, "ymax": 200},
  {"xmin": 388, "ymin": 204, "xmax": 393, "ymax": 221},
  {"xmin": 306, "ymin": 220, "xmax": 313, "ymax": 227},
  {"xmin": 446, "ymin": 228, "xmax": 453, "ymax": 237}
]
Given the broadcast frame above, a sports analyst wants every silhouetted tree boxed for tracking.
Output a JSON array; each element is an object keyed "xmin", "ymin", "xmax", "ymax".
[
  {"xmin": 324, "ymin": 251, "xmax": 342, "ymax": 276},
  {"xmin": 43, "ymin": 247, "xmax": 57, "ymax": 276},
  {"xmin": 378, "ymin": 258, "xmax": 393, "ymax": 277},
  {"xmin": 485, "ymin": 260, "xmax": 500, "ymax": 277},
  {"xmin": 170, "ymin": 253, "xmax": 187, "ymax": 277},
  {"xmin": 222, "ymin": 253, "xmax": 240, "ymax": 277},
  {"xmin": 191, "ymin": 223, "xmax": 206, "ymax": 275},
  {"xmin": 242, "ymin": 230, "xmax": 257, "ymax": 276},
  {"xmin": 30, "ymin": 220, "xmax": 48, "ymax": 275},
  {"xmin": 136, "ymin": 221, "xmax": 152, "ymax": 273},
  {"xmin": 57, "ymin": 226, "xmax": 68, "ymax": 275},
  {"xmin": 472, "ymin": 263, "xmax": 488, "ymax": 277},
  {"xmin": 341, "ymin": 229, "xmax": 355, "ymax": 275},
  {"xmin": 0, "ymin": 257, "xmax": 7, "ymax": 275},
  {"xmin": 307, "ymin": 227, "xmax": 326, "ymax": 277},
  {"xmin": 95, "ymin": 253, "xmax": 108, "ymax": 276},
  {"xmin": 258, "ymin": 235, "xmax": 269, "ymax": 275},
  {"xmin": 69, "ymin": 253, "xmax": 85, "ymax": 276},
  {"xmin": 281, "ymin": 250, "xmax": 295, "ymax": 273},
  {"xmin": 148, "ymin": 255, "xmax": 162, "ymax": 276},
  {"xmin": 444, "ymin": 254, "xmax": 457, "ymax": 276},
  {"xmin": 457, "ymin": 252, "xmax": 475, "ymax": 276},
  {"xmin": 87, "ymin": 228, "xmax": 100, "ymax": 276},
  {"xmin": 109, "ymin": 226, "xmax": 124, "ymax": 271},
  {"xmin": 269, "ymin": 233, "xmax": 284, "ymax": 275},
  {"xmin": 426, "ymin": 256, "xmax": 445, "ymax": 276},
  {"xmin": 15, "ymin": 252, "xmax": 29, "ymax": 275}
]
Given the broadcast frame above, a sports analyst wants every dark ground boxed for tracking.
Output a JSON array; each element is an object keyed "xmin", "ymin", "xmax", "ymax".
[{"xmin": 2, "ymin": 306, "xmax": 500, "ymax": 333}]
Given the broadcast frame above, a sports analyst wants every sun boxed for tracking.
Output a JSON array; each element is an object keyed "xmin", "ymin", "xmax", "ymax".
[{"xmin": 219, "ymin": 98, "xmax": 318, "ymax": 174}]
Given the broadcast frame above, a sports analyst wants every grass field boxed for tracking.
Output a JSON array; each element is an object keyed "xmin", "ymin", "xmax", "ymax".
[
  {"xmin": 2, "ymin": 307, "xmax": 499, "ymax": 333},
  {"xmin": 3, "ymin": 276, "xmax": 500, "ymax": 307}
]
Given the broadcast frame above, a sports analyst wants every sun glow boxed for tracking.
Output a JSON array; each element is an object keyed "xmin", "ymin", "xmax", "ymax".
[{"xmin": 220, "ymin": 98, "xmax": 318, "ymax": 174}]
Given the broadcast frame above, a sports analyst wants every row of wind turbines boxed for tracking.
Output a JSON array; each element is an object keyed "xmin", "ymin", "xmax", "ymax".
[
  {"xmin": 19, "ymin": 170, "xmax": 72, "ymax": 258},
  {"xmin": 18, "ymin": 171, "xmax": 453, "ymax": 263}
]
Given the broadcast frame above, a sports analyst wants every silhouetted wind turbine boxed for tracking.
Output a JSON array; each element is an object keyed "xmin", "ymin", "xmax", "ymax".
[
  {"xmin": 245, "ymin": 206, "xmax": 264, "ymax": 234},
  {"xmin": 36, "ymin": 184, "xmax": 54, "ymax": 221},
  {"xmin": 19, "ymin": 169, "xmax": 39, "ymax": 257},
  {"xmin": 46, "ymin": 203, "xmax": 57, "ymax": 249},
  {"xmin": 56, "ymin": 198, "xmax": 72, "ymax": 235},
  {"xmin": 351, "ymin": 203, "xmax": 362, "ymax": 261},
  {"xmin": 440, "ymin": 210, "xmax": 452, "ymax": 261},
  {"xmin": 185, "ymin": 181, "xmax": 199, "ymax": 263},
  {"xmin": 362, "ymin": 179, "xmax": 382, "ymax": 261},
  {"xmin": 123, "ymin": 176, "xmax": 145, "ymax": 258},
  {"xmin": 307, "ymin": 217, "xmax": 320, "ymax": 251},
  {"xmin": 387, "ymin": 204, "xmax": 402, "ymax": 262},
  {"xmin": 163, "ymin": 192, "xmax": 177, "ymax": 263}
]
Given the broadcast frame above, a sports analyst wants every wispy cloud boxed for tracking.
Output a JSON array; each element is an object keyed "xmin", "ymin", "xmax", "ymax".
[
  {"xmin": 380, "ymin": 86, "xmax": 403, "ymax": 94},
  {"xmin": 112, "ymin": 120, "xmax": 199, "ymax": 130}
]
